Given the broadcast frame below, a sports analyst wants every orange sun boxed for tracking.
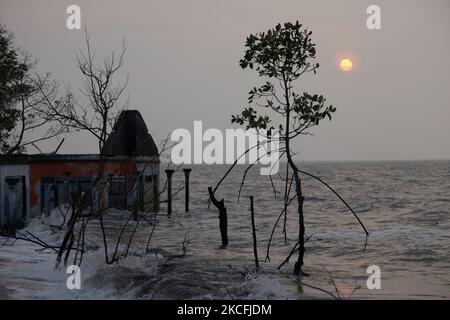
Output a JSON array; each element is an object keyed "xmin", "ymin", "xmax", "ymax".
[{"xmin": 340, "ymin": 58, "xmax": 353, "ymax": 72}]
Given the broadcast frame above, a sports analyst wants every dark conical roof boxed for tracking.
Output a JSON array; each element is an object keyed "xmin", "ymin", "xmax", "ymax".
[{"xmin": 103, "ymin": 110, "xmax": 159, "ymax": 157}]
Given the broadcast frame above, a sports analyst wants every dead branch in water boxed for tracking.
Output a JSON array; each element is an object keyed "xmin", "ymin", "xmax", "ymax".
[
  {"xmin": 208, "ymin": 187, "xmax": 228, "ymax": 247},
  {"xmin": 277, "ymin": 234, "xmax": 313, "ymax": 270},
  {"xmin": 236, "ymin": 150, "xmax": 285, "ymax": 203},
  {"xmin": 249, "ymin": 196, "xmax": 259, "ymax": 270},
  {"xmin": 0, "ymin": 230, "xmax": 58, "ymax": 254},
  {"xmin": 298, "ymin": 170, "xmax": 369, "ymax": 236},
  {"xmin": 265, "ymin": 193, "xmax": 296, "ymax": 262},
  {"xmin": 208, "ymin": 141, "xmax": 282, "ymax": 207},
  {"xmin": 182, "ymin": 232, "xmax": 192, "ymax": 255}
]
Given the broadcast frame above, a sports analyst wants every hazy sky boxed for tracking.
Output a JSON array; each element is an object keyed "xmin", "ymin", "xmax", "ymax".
[{"xmin": 1, "ymin": 0, "xmax": 449, "ymax": 161}]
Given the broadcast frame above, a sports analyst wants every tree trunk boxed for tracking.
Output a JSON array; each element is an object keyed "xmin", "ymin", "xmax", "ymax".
[
  {"xmin": 286, "ymin": 155, "xmax": 305, "ymax": 275},
  {"xmin": 283, "ymin": 74, "xmax": 306, "ymax": 275},
  {"xmin": 293, "ymin": 172, "xmax": 305, "ymax": 275}
]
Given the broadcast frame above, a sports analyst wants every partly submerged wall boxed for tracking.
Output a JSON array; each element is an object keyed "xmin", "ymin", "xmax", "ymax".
[
  {"xmin": 28, "ymin": 157, "xmax": 160, "ymax": 216},
  {"xmin": 0, "ymin": 163, "xmax": 30, "ymax": 228}
]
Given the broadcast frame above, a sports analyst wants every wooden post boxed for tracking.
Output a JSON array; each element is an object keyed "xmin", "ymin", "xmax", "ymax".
[
  {"xmin": 183, "ymin": 168, "xmax": 191, "ymax": 212},
  {"xmin": 165, "ymin": 169, "xmax": 175, "ymax": 215},
  {"xmin": 208, "ymin": 187, "xmax": 228, "ymax": 247},
  {"xmin": 250, "ymin": 196, "xmax": 259, "ymax": 270}
]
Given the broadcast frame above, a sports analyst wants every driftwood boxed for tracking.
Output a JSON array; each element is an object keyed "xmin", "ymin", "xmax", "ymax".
[{"xmin": 208, "ymin": 187, "xmax": 228, "ymax": 247}]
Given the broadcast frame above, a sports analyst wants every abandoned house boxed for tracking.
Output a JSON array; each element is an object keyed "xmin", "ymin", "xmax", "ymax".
[{"xmin": 0, "ymin": 110, "xmax": 160, "ymax": 229}]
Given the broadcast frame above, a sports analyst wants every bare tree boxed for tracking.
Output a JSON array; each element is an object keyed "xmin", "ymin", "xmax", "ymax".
[
  {"xmin": 27, "ymin": 29, "xmax": 130, "ymax": 265},
  {"xmin": 7, "ymin": 73, "xmax": 68, "ymax": 154},
  {"xmin": 41, "ymin": 29, "xmax": 128, "ymax": 157}
]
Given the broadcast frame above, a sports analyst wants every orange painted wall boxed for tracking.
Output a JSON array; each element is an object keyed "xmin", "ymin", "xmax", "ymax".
[{"xmin": 28, "ymin": 159, "xmax": 155, "ymax": 209}]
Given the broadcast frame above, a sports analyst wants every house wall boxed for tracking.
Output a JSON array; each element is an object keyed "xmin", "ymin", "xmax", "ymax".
[
  {"xmin": 29, "ymin": 159, "xmax": 160, "ymax": 216},
  {"xmin": 136, "ymin": 161, "xmax": 160, "ymax": 212},
  {"xmin": 0, "ymin": 164, "xmax": 30, "ymax": 224}
]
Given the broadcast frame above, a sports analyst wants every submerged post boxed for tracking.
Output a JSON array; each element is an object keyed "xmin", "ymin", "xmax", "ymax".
[
  {"xmin": 250, "ymin": 196, "xmax": 259, "ymax": 270},
  {"xmin": 165, "ymin": 169, "xmax": 175, "ymax": 215},
  {"xmin": 208, "ymin": 187, "xmax": 228, "ymax": 247},
  {"xmin": 183, "ymin": 168, "xmax": 192, "ymax": 212}
]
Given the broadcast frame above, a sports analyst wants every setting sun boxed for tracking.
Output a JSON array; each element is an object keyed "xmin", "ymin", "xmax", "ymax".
[{"xmin": 340, "ymin": 58, "xmax": 353, "ymax": 72}]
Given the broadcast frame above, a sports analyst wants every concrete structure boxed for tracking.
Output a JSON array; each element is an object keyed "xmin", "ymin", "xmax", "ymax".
[{"xmin": 0, "ymin": 110, "xmax": 160, "ymax": 229}]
